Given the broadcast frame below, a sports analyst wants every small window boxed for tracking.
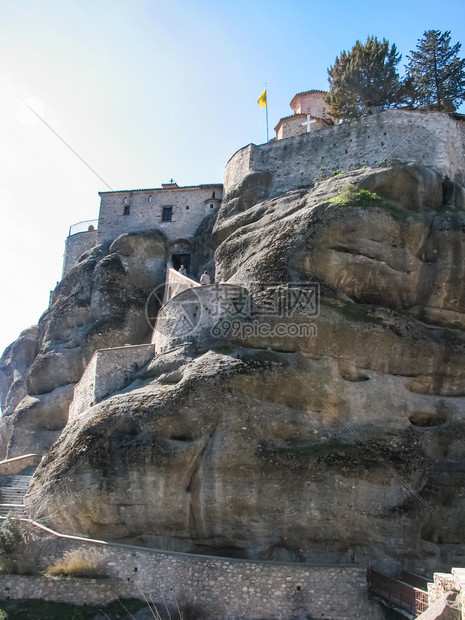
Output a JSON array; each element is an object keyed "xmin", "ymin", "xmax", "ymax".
[
  {"xmin": 123, "ymin": 205, "xmax": 130, "ymax": 215},
  {"xmin": 148, "ymin": 195, "xmax": 152, "ymax": 202},
  {"xmin": 186, "ymin": 205, "xmax": 189, "ymax": 210},
  {"xmin": 162, "ymin": 206, "xmax": 173, "ymax": 222},
  {"xmin": 210, "ymin": 204, "xmax": 214, "ymax": 208},
  {"xmin": 212, "ymin": 191, "xmax": 216, "ymax": 198},
  {"xmin": 124, "ymin": 197, "xmax": 128, "ymax": 204}
]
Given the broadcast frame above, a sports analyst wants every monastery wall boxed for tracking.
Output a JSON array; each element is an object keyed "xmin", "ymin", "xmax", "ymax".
[
  {"xmin": 62, "ymin": 229, "xmax": 98, "ymax": 276},
  {"xmin": 0, "ymin": 521, "xmax": 376, "ymax": 619},
  {"xmin": 153, "ymin": 284, "xmax": 250, "ymax": 353},
  {"xmin": 68, "ymin": 344, "xmax": 154, "ymax": 420},
  {"xmin": 224, "ymin": 110, "xmax": 465, "ymax": 202},
  {"xmin": 97, "ymin": 185, "xmax": 223, "ymax": 243}
]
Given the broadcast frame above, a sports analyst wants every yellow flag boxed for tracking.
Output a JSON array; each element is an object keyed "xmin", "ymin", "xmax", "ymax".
[{"xmin": 257, "ymin": 89, "xmax": 267, "ymax": 108}]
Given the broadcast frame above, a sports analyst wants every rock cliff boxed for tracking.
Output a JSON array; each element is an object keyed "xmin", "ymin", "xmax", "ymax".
[
  {"xmin": 0, "ymin": 231, "xmax": 169, "ymax": 458},
  {"xmin": 6, "ymin": 158, "xmax": 464, "ymax": 575}
]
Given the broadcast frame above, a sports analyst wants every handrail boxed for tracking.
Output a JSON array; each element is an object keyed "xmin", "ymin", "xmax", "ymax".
[
  {"xmin": 68, "ymin": 219, "xmax": 98, "ymax": 237},
  {"xmin": 367, "ymin": 568, "xmax": 429, "ymax": 615}
]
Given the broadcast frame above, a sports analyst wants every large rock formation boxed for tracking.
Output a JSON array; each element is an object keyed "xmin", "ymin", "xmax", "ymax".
[
  {"xmin": 20, "ymin": 160, "xmax": 465, "ymax": 576},
  {"xmin": 0, "ymin": 231, "xmax": 169, "ymax": 458}
]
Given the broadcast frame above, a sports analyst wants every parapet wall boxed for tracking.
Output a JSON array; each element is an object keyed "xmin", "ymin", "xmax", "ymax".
[
  {"xmin": 163, "ymin": 266, "xmax": 199, "ymax": 303},
  {"xmin": 224, "ymin": 110, "xmax": 465, "ymax": 202},
  {"xmin": 69, "ymin": 344, "xmax": 154, "ymax": 419},
  {"xmin": 0, "ymin": 574, "xmax": 122, "ymax": 607},
  {"xmin": 0, "ymin": 520, "xmax": 375, "ymax": 619},
  {"xmin": 62, "ymin": 229, "xmax": 98, "ymax": 276},
  {"xmin": 153, "ymin": 284, "xmax": 250, "ymax": 353}
]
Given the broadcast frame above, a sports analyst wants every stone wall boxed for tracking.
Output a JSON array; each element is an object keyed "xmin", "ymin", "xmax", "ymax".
[
  {"xmin": 3, "ymin": 520, "xmax": 377, "ymax": 619},
  {"xmin": 68, "ymin": 344, "xmax": 154, "ymax": 419},
  {"xmin": 275, "ymin": 114, "xmax": 329, "ymax": 140},
  {"xmin": 0, "ymin": 574, "xmax": 122, "ymax": 606},
  {"xmin": 97, "ymin": 185, "xmax": 223, "ymax": 244},
  {"xmin": 163, "ymin": 267, "xmax": 199, "ymax": 303},
  {"xmin": 62, "ymin": 228, "xmax": 99, "ymax": 276},
  {"xmin": 224, "ymin": 144, "xmax": 258, "ymax": 194},
  {"xmin": 427, "ymin": 568, "xmax": 465, "ymax": 618},
  {"xmin": 224, "ymin": 110, "xmax": 465, "ymax": 202},
  {"xmin": 153, "ymin": 284, "xmax": 250, "ymax": 353}
]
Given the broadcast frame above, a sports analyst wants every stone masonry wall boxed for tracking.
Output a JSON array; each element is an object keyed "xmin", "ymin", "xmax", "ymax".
[
  {"xmin": 62, "ymin": 229, "xmax": 99, "ymax": 276},
  {"xmin": 224, "ymin": 110, "xmax": 465, "ymax": 201},
  {"xmin": 68, "ymin": 351, "xmax": 97, "ymax": 420},
  {"xmin": 2, "ymin": 521, "xmax": 376, "ymax": 619},
  {"xmin": 163, "ymin": 267, "xmax": 199, "ymax": 303},
  {"xmin": 276, "ymin": 115, "xmax": 329, "ymax": 140},
  {"xmin": 0, "ymin": 575, "xmax": 122, "ymax": 607},
  {"xmin": 68, "ymin": 344, "xmax": 154, "ymax": 420},
  {"xmin": 153, "ymin": 284, "xmax": 250, "ymax": 353},
  {"xmin": 427, "ymin": 569, "xmax": 465, "ymax": 618},
  {"xmin": 97, "ymin": 185, "xmax": 223, "ymax": 244}
]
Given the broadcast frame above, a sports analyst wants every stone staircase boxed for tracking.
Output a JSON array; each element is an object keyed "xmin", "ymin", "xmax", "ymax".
[{"xmin": 0, "ymin": 468, "xmax": 35, "ymax": 517}]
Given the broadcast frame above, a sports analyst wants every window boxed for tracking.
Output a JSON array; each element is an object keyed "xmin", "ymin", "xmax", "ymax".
[
  {"xmin": 210, "ymin": 204, "xmax": 214, "ymax": 208},
  {"xmin": 162, "ymin": 206, "xmax": 173, "ymax": 222},
  {"xmin": 148, "ymin": 195, "xmax": 152, "ymax": 202},
  {"xmin": 123, "ymin": 205, "xmax": 130, "ymax": 215},
  {"xmin": 212, "ymin": 191, "xmax": 216, "ymax": 198},
  {"xmin": 186, "ymin": 205, "xmax": 189, "ymax": 210}
]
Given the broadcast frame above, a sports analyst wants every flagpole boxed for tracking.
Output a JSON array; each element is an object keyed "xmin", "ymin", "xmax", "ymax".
[
  {"xmin": 266, "ymin": 100, "xmax": 269, "ymax": 142},
  {"xmin": 265, "ymin": 82, "xmax": 269, "ymax": 142}
]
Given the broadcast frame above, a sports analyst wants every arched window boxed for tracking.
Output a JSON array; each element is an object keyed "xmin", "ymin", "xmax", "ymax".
[
  {"xmin": 212, "ymin": 191, "xmax": 216, "ymax": 198},
  {"xmin": 123, "ymin": 205, "xmax": 130, "ymax": 215}
]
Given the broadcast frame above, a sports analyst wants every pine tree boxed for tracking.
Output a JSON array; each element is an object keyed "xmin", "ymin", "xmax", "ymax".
[
  {"xmin": 326, "ymin": 37, "xmax": 404, "ymax": 120},
  {"xmin": 405, "ymin": 30, "xmax": 465, "ymax": 111}
]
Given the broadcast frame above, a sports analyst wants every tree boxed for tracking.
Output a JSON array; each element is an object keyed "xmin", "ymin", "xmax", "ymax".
[
  {"xmin": 405, "ymin": 30, "xmax": 465, "ymax": 111},
  {"xmin": 326, "ymin": 37, "xmax": 404, "ymax": 120}
]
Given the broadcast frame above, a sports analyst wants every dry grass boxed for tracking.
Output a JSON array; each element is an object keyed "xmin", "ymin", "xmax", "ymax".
[{"xmin": 45, "ymin": 549, "xmax": 107, "ymax": 578}]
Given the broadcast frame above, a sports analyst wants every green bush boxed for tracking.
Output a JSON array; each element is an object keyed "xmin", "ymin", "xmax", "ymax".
[
  {"xmin": 0, "ymin": 514, "xmax": 22, "ymax": 557},
  {"xmin": 329, "ymin": 184, "xmax": 390, "ymax": 207}
]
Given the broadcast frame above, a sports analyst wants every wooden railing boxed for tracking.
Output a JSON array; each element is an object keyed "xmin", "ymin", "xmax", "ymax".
[{"xmin": 367, "ymin": 568, "xmax": 429, "ymax": 616}]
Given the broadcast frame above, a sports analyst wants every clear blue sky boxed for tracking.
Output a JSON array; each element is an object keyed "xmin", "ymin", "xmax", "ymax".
[{"xmin": 0, "ymin": 0, "xmax": 464, "ymax": 358}]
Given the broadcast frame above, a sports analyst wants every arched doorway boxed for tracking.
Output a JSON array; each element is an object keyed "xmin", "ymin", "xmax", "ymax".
[{"xmin": 171, "ymin": 239, "xmax": 192, "ymax": 273}]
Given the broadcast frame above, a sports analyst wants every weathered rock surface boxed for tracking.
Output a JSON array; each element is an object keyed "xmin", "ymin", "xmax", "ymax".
[
  {"xmin": 0, "ymin": 231, "xmax": 168, "ymax": 458},
  {"xmin": 23, "ymin": 162, "xmax": 465, "ymax": 575}
]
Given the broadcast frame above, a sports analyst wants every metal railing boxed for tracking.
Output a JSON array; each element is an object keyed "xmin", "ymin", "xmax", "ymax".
[
  {"xmin": 367, "ymin": 568, "xmax": 429, "ymax": 615},
  {"xmin": 68, "ymin": 219, "xmax": 98, "ymax": 237}
]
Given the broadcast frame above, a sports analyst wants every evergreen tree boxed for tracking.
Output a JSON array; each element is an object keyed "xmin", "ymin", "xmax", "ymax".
[
  {"xmin": 326, "ymin": 37, "xmax": 404, "ymax": 120},
  {"xmin": 405, "ymin": 30, "xmax": 465, "ymax": 111}
]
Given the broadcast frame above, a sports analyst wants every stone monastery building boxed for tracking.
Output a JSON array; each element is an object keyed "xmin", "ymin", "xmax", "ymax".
[
  {"xmin": 63, "ymin": 181, "xmax": 223, "ymax": 276},
  {"xmin": 62, "ymin": 91, "xmax": 335, "ymax": 277},
  {"xmin": 274, "ymin": 90, "xmax": 335, "ymax": 139}
]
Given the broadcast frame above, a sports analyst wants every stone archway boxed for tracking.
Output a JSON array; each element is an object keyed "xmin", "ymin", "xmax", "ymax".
[{"xmin": 171, "ymin": 239, "xmax": 192, "ymax": 273}]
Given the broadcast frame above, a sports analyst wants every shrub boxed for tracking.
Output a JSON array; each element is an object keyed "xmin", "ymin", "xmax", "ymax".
[
  {"xmin": 329, "ymin": 183, "xmax": 389, "ymax": 207},
  {"xmin": 0, "ymin": 513, "xmax": 40, "ymax": 574},
  {"xmin": 45, "ymin": 549, "xmax": 107, "ymax": 578},
  {"xmin": 0, "ymin": 513, "xmax": 22, "ymax": 557}
]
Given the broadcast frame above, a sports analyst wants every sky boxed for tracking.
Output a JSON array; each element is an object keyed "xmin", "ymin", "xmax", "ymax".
[{"xmin": 0, "ymin": 0, "xmax": 464, "ymax": 359}]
